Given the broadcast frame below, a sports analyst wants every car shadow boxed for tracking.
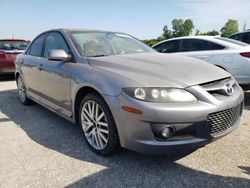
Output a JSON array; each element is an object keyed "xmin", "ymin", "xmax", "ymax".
[
  {"xmin": 244, "ymin": 92, "xmax": 250, "ymax": 110},
  {"xmin": 0, "ymin": 74, "xmax": 15, "ymax": 82},
  {"xmin": 0, "ymin": 89, "xmax": 249, "ymax": 187}
]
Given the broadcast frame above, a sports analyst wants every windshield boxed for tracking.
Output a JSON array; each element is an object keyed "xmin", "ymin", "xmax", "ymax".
[
  {"xmin": 0, "ymin": 41, "xmax": 30, "ymax": 51},
  {"xmin": 215, "ymin": 37, "xmax": 249, "ymax": 46},
  {"xmin": 70, "ymin": 31, "xmax": 154, "ymax": 57}
]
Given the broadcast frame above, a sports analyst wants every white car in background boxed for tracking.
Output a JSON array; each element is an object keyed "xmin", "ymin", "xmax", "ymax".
[{"xmin": 152, "ymin": 36, "xmax": 250, "ymax": 86}]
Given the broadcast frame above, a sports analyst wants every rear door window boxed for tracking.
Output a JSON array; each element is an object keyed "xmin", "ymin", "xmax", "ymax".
[
  {"xmin": 180, "ymin": 39, "xmax": 210, "ymax": 52},
  {"xmin": 153, "ymin": 40, "xmax": 181, "ymax": 53}
]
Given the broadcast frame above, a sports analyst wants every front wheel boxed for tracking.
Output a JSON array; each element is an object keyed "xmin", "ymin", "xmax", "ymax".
[
  {"xmin": 79, "ymin": 93, "xmax": 120, "ymax": 155},
  {"xmin": 17, "ymin": 76, "xmax": 32, "ymax": 105}
]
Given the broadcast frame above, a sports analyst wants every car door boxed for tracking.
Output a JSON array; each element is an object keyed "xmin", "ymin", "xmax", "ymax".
[
  {"xmin": 178, "ymin": 39, "xmax": 213, "ymax": 61},
  {"xmin": 21, "ymin": 33, "xmax": 47, "ymax": 101},
  {"xmin": 38, "ymin": 32, "xmax": 73, "ymax": 117}
]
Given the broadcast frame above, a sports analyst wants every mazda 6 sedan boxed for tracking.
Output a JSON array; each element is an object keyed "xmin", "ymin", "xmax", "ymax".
[{"xmin": 15, "ymin": 29, "xmax": 244, "ymax": 157}]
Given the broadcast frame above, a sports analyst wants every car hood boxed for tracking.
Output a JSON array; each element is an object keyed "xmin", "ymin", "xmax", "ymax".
[{"xmin": 87, "ymin": 53, "xmax": 231, "ymax": 88}]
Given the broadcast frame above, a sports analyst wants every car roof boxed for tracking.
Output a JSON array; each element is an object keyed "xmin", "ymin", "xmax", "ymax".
[
  {"xmin": 0, "ymin": 39, "xmax": 30, "ymax": 42},
  {"xmin": 229, "ymin": 30, "xmax": 250, "ymax": 37},
  {"xmin": 43, "ymin": 28, "xmax": 125, "ymax": 34},
  {"xmin": 163, "ymin": 35, "xmax": 217, "ymax": 41},
  {"xmin": 153, "ymin": 35, "xmax": 249, "ymax": 49}
]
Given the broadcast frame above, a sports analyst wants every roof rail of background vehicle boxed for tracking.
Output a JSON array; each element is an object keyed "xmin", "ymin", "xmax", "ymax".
[{"xmin": 0, "ymin": 39, "xmax": 30, "ymax": 41}]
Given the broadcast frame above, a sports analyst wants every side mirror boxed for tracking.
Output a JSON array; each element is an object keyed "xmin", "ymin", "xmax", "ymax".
[{"xmin": 48, "ymin": 49, "xmax": 70, "ymax": 61}]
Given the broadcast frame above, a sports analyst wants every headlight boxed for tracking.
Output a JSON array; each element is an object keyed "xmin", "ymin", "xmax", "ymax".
[{"xmin": 123, "ymin": 88, "xmax": 197, "ymax": 103}]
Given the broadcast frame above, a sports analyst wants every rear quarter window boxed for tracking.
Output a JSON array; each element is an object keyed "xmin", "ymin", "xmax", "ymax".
[{"xmin": 208, "ymin": 42, "xmax": 226, "ymax": 50}]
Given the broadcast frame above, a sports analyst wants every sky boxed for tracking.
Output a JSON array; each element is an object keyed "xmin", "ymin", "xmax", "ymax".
[{"xmin": 0, "ymin": 0, "xmax": 250, "ymax": 40}]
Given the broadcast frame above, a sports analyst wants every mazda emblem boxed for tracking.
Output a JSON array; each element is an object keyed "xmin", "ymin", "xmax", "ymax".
[{"xmin": 224, "ymin": 83, "xmax": 234, "ymax": 95}]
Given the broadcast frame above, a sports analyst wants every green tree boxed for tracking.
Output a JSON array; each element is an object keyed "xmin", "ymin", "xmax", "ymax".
[
  {"xmin": 142, "ymin": 39, "xmax": 162, "ymax": 47},
  {"xmin": 163, "ymin": 26, "xmax": 172, "ymax": 39},
  {"xmin": 195, "ymin": 29, "xmax": 200, "ymax": 36},
  {"xmin": 206, "ymin": 30, "xmax": 220, "ymax": 36},
  {"xmin": 171, "ymin": 19, "xmax": 194, "ymax": 37},
  {"xmin": 220, "ymin": 19, "xmax": 239, "ymax": 37},
  {"xmin": 196, "ymin": 30, "xmax": 220, "ymax": 36}
]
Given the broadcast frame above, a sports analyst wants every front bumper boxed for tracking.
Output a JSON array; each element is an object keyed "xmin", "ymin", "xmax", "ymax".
[{"xmin": 103, "ymin": 83, "xmax": 244, "ymax": 155}]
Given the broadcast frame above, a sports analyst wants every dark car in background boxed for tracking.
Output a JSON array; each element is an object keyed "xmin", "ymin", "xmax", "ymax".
[
  {"xmin": 229, "ymin": 30, "xmax": 250, "ymax": 44},
  {"xmin": 0, "ymin": 39, "xmax": 30, "ymax": 75}
]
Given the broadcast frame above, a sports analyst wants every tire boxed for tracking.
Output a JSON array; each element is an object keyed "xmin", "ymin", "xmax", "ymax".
[
  {"xmin": 17, "ymin": 76, "xmax": 32, "ymax": 105},
  {"xmin": 79, "ymin": 92, "xmax": 120, "ymax": 155}
]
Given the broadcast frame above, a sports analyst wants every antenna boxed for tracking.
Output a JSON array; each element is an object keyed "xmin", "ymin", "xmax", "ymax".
[{"xmin": 243, "ymin": 20, "xmax": 246, "ymax": 31}]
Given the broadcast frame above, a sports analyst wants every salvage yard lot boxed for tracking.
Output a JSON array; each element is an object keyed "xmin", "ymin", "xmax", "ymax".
[{"xmin": 0, "ymin": 76, "xmax": 249, "ymax": 188}]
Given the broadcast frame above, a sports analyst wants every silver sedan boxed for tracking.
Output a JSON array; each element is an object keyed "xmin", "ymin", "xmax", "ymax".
[{"xmin": 15, "ymin": 29, "xmax": 244, "ymax": 157}]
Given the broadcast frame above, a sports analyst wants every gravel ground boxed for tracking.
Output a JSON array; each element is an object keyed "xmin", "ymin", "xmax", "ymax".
[{"xmin": 0, "ymin": 76, "xmax": 249, "ymax": 188}]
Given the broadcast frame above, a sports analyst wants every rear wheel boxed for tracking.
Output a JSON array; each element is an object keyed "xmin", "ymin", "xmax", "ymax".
[
  {"xmin": 79, "ymin": 93, "xmax": 120, "ymax": 155},
  {"xmin": 17, "ymin": 76, "xmax": 32, "ymax": 105}
]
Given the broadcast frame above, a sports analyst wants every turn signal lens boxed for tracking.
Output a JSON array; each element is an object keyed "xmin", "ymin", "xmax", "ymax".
[{"xmin": 121, "ymin": 106, "xmax": 143, "ymax": 114}]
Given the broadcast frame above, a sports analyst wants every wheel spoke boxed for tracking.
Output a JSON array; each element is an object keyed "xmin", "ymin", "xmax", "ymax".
[
  {"xmin": 86, "ymin": 128, "xmax": 95, "ymax": 138},
  {"xmin": 96, "ymin": 132, "xmax": 104, "ymax": 148},
  {"xmin": 93, "ymin": 131, "xmax": 100, "ymax": 148},
  {"xmin": 96, "ymin": 112, "xmax": 104, "ymax": 121},
  {"xmin": 97, "ymin": 121, "xmax": 108, "ymax": 127},
  {"xmin": 98, "ymin": 132, "xmax": 108, "ymax": 143},
  {"xmin": 91, "ymin": 102, "xmax": 95, "ymax": 120},
  {"xmin": 95, "ymin": 103, "xmax": 99, "ymax": 120},
  {"xmin": 87, "ymin": 102, "xmax": 93, "ymax": 118},
  {"xmin": 82, "ymin": 110, "xmax": 92, "ymax": 122},
  {"xmin": 83, "ymin": 107, "xmax": 92, "ymax": 118},
  {"xmin": 98, "ymin": 127, "xmax": 109, "ymax": 134},
  {"xmin": 84, "ymin": 123, "xmax": 94, "ymax": 132}
]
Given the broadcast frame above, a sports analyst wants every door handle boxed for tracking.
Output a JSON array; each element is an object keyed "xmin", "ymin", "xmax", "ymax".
[
  {"xmin": 20, "ymin": 59, "xmax": 24, "ymax": 64},
  {"xmin": 38, "ymin": 64, "xmax": 44, "ymax": 71},
  {"xmin": 198, "ymin": 56, "xmax": 208, "ymax": 59}
]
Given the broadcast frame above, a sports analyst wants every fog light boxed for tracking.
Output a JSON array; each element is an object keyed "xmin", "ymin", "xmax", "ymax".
[{"xmin": 162, "ymin": 127, "xmax": 175, "ymax": 138}]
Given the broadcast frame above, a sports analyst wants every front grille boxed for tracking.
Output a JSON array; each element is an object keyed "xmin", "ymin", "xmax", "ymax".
[
  {"xmin": 207, "ymin": 103, "xmax": 243, "ymax": 136},
  {"xmin": 200, "ymin": 77, "xmax": 236, "ymax": 97}
]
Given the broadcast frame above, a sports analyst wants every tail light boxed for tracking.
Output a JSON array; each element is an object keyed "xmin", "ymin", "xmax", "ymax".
[
  {"xmin": 240, "ymin": 52, "xmax": 250, "ymax": 58},
  {"xmin": 0, "ymin": 51, "xmax": 6, "ymax": 58}
]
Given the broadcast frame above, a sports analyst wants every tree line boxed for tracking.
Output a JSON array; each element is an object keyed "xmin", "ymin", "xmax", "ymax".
[{"xmin": 142, "ymin": 19, "xmax": 239, "ymax": 46}]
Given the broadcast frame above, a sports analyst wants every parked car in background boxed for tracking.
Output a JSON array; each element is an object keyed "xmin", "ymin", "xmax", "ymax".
[
  {"xmin": 0, "ymin": 39, "xmax": 30, "ymax": 75},
  {"xmin": 229, "ymin": 30, "xmax": 250, "ymax": 44},
  {"xmin": 152, "ymin": 36, "xmax": 250, "ymax": 86},
  {"xmin": 15, "ymin": 29, "xmax": 244, "ymax": 157}
]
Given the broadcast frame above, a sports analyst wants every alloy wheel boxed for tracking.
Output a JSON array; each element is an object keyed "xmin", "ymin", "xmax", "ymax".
[
  {"xmin": 80, "ymin": 100, "xmax": 109, "ymax": 150},
  {"xmin": 17, "ymin": 77, "xmax": 26, "ymax": 103}
]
